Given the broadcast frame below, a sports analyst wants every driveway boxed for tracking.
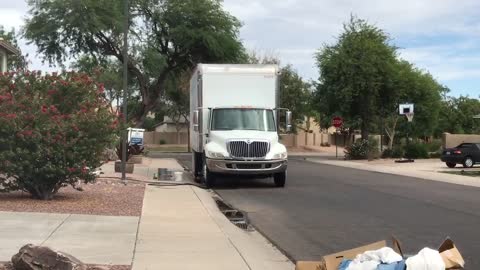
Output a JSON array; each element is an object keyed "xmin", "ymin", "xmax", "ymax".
[{"xmin": 0, "ymin": 211, "xmax": 138, "ymax": 265}]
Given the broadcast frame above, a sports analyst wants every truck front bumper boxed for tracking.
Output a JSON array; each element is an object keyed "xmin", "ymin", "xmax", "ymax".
[{"xmin": 206, "ymin": 158, "xmax": 287, "ymax": 175}]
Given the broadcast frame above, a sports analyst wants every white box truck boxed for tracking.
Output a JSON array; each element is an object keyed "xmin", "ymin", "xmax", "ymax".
[{"xmin": 190, "ymin": 64, "xmax": 292, "ymax": 188}]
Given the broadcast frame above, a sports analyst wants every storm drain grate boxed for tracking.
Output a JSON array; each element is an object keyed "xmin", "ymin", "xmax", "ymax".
[{"xmin": 215, "ymin": 199, "xmax": 254, "ymax": 232}]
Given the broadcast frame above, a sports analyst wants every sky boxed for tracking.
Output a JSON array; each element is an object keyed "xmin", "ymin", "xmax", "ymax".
[{"xmin": 1, "ymin": 0, "xmax": 479, "ymax": 98}]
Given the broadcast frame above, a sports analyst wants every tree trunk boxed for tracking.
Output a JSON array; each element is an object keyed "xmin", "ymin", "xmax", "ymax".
[
  {"xmin": 388, "ymin": 132, "xmax": 395, "ymax": 150},
  {"xmin": 28, "ymin": 185, "xmax": 56, "ymax": 200},
  {"xmin": 385, "ymin": 116, "xmax": 399, "ymax": 149},
  {"xmin": 361, "ymin": 120, "xmax": 369, "ymax": 140},
  {"xmin": 133, "ymin": 102, "xmax": 155, "ymax": 128}
]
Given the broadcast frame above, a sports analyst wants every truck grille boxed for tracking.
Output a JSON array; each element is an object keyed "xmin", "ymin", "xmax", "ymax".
[
  {"xmin": 236, "ymin": 164, "xmax": 262, "ymax": 169},
  {"xmin": 228, "ymin": 141, "xmax": 270, "ymax": 159}
]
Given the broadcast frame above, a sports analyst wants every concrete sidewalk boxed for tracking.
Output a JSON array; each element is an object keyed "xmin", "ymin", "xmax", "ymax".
[
  {"xmin": 309, "ymin": 158, "xmax": 480, "ymax": 187},
  {"xmin": 1, "ymin": 157, "xmax": 293, "ymax": 269},
  {"xmin": 132, "ymin": 185, "xmax": 293, "ymax": 270},
  {"xmin": 0, "ymin": 212, "xmax": 138, "ymax": 265},
  {"xmin": 99, "ymin": 157, "xmax": 185, "ymax": 181}
]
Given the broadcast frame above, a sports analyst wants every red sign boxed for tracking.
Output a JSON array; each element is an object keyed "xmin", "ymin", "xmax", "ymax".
[{"xmin": 332, "ymin": 116, "xmax": 343, "ymax": 128}]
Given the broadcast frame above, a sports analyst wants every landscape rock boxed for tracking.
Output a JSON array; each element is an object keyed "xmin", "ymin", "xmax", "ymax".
[
  {"xmin": 0, "ymin": 262, "xmax": 13, "ymax": 270},
  {"xmin": 87, "ymin": 266, "xmax": 110, "ymax": 270},
  {"xmin": 11, "ymin": 244, "xmax": 87, "ymax": 270}
]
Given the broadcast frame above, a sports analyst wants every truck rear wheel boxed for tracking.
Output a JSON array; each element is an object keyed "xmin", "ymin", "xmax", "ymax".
[
  {"xmin": 273, "ymin": 172, "xmax": 286, "ymax": 187},
  {"xmin": 192, "ymin": 151, "xmax": 203, "ymax": 183}
]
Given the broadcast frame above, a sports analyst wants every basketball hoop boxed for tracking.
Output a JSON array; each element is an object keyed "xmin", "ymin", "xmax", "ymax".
[{"xmin": 405, "ymin": 113, "xmax": 414, "ymax": 122}]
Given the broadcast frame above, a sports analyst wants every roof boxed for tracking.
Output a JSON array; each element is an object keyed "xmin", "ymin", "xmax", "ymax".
[
  {"xmin": 196, "ymin": 64, "xmax": 279, "ymax": 75},
  {"xmin": 0, "ymin": 38, "xmax": 20, "ymax": 55}
]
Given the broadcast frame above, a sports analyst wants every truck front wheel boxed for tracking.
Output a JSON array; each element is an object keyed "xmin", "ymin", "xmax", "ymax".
[
  {"xmin": 203, "ymin": 160, "xmax": 216, "ymax": 188},
  {"xmin": 273, "ymin": 172, "xmax": 286, "ymax": 187}
]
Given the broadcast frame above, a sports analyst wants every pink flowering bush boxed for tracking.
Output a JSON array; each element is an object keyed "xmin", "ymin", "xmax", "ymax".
[{"xmin": 0, "ymin": 71, "xmax": 117, "ymax": 200}]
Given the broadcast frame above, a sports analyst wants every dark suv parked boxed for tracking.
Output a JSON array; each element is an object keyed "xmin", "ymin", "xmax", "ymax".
[{"xmin": 441, "ymin": 143, "xmax": 480, "ymax": 168}]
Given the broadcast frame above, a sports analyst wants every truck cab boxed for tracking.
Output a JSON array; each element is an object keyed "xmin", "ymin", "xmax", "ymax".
[{"xmin": 190, "ymin": 64, "xmax": 291, "ymax": 188}]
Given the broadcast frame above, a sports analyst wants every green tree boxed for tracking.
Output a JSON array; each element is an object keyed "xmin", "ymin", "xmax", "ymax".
[
  {"xmin": 382, "ymin": 60, "xmax": 443, "ymax": 148},
  {"xmin": 71, "ymin": 56, "xmax": 123, "ymax": 109},
  {"xmin": 247, "ymin": 52, "xmax": 313, "ymax": 132},
  {"xmin": 315, "ymin": 16, "xmax": 397, "ymax": 139},
  {"xmin": 23, "ymin": 0, "xmax": 247, "ymax": 126},
  {"xmin": 247, "ymin": 50, "xmax": 280, "ymax": 65},
  {"xmin": 0, "ymin": 71, "xmax": 117, "ymax": 200},
  {"xmin": 0, "ymin": 26, "xmax": 27, "ymax": 70},
  {"xmin": 314, "ymin": 16, "xmax": 443, "ymax": 145},
  {"xmin": 162, "ymin": 70, "xmax": 190, "ymax": 145},
  {"xmin": 279, "ymin": 65, "xmax": 313, "ymax": 133},
  {"xmin": 435, "ymin": 95, "xmax": 480, "ymax": 135}
]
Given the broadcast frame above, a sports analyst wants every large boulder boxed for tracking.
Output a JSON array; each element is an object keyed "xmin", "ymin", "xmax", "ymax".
[
  {"xmin": 0, "ymin": 262, "xmax": 13, "ymax": 270},
  {"xmin": 12, "ymin": 244, "xmax": 87, "ymax": 270}
]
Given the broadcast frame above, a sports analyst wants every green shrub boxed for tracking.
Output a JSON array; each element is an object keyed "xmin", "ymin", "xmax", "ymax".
[
  {"xmin": 367, "ymin": 138, "xmax": 380, "ymax": 159},
  {"xmin": 159, "ymin": 139, "xmax": 167, "ymax": 145},
  {"xmin": 382, "ymin": 149, "xmax": 394, "ymax": 158},
  {"xmin": 426, "ymin": 139, "xmax": 442, "ymax": 152},
  {"xmin": 391, "ymin": 146, "xmax": 405, "ymax": 158},
  {"xmin": 429, "ymin": 152, "xmax": 441, "ymax": 158},
  {"xmin": 142, "ymin": 117, "xmax": 158, "ymax": 132},
  {"xmin": 345, "ymin": 139, "xmax": 379, "ymax": 160},
  {"xmin": 382, "ymin": 145, "xmax": 407, "ymax": 158},
  {"xmin": 0, "ymin": 71, "xmax": 117, "ymax": 200},
  {"xmin": 404, "ymin": 143, "xmax": 429, "ymax": 159}
]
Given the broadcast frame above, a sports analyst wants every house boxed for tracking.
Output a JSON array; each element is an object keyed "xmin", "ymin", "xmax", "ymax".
[
  {"xmin": 0, "ymin": 38, "xmax": 19, "ymax": 72},
  {"xmin": 154, "ymin": 116, "xmax": 188, "ymax": 132}
]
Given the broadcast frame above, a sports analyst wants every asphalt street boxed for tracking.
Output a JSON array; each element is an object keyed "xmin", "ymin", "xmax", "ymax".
[{"xmin": 148, "ymin": 152, "xmax": 480, "ymax": 268}]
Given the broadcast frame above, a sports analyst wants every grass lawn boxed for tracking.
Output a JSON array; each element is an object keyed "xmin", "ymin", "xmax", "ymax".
[{"xmin": 441, "ymin": 170, "xmax": 480, "ymax": 177}]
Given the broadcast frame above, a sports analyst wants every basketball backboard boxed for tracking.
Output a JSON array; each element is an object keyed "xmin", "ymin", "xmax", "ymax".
[{"xmin": 399, "ymin": 104, "xmax": 414, "ymax": 115}]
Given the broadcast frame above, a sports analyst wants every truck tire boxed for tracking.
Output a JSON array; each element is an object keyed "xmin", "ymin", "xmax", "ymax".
[
  {"xmin": 203, "ymin": 157, "xmax": 216, "ymax": 188},
  {"xmin": 273, "ymin": 172, "xmax": 286, "ymax": 187},
  {"xmin": 192, "ymin": 151, "xmax": 203, "ymax": 182}
]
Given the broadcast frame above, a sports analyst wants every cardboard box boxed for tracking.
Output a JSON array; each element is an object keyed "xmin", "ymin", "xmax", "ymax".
[
  {"xmin": 439, "ymin": 239, "xmax": 465, "ymax": 269},
  {"xmin": 295, "ymin": 237, "xmax": 464, "ymax": 270}
]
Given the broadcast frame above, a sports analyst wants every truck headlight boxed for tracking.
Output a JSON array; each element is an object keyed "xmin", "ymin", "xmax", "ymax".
[
  {"xmin": 273, "ymin": 152, "xmax": 288, "ymax": 159},
  {"xmin": 208, "ymin": 151, "xmax": 226, "ymax": 159}
]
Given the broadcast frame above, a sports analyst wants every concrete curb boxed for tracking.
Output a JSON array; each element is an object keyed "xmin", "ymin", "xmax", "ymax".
[{"xmin": 191, "ymin": 187, "xmax": 294, "ymax": 270}]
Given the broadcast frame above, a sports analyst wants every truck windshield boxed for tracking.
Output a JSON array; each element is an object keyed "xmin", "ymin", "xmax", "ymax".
[{"xmin": 211, "ymin": 109, "xmax": 276, "ymax": 131}]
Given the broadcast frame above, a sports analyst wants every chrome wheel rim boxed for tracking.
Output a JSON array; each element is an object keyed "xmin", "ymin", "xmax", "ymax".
[{"xmin": 466, "ymin": 158, "xmax": 473, "ymax": 167}]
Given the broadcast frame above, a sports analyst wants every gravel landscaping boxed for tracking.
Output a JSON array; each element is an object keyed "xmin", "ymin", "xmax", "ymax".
[{"xmin": 0, "ymin": 179, "xmax": 145, "ymax": 216}]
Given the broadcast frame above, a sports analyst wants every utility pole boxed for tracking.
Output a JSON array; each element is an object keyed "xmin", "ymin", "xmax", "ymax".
[{"xmin": 121, "ymin": 0, "xmax": 129, "ymax": 182}]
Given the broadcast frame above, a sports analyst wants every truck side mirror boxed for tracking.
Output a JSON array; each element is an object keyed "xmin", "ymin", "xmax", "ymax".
[
  {"xmin": 193, "ymin": 110, "xmax": 199, "ymax": 132},
  {"xmin": 286, "ymin": 111, "xmax": 292, "ymax": 132}
]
